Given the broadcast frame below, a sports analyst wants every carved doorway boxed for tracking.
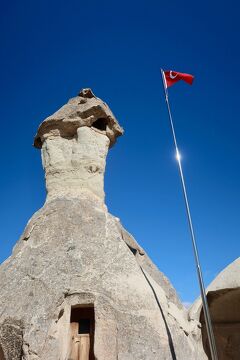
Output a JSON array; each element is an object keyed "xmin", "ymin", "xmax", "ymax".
[{"xmin": 69, "ymin": 306, "xmax": 95, "ymax": 360}]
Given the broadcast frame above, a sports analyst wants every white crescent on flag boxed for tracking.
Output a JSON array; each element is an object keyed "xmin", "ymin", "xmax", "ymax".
[{"xmin": 169, "ymin": 71, "xmax": 178, "ymax": 79}]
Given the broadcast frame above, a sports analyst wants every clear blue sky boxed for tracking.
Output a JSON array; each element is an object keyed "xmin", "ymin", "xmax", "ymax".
[{"xmin": 1, "ymin": 0, "xmax": 239, "ymax": 304}]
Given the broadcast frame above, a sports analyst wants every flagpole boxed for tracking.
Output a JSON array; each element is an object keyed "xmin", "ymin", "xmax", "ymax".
[{"xmin": 160, "ymin": 69, "xmax": 218, "ymax": 360}]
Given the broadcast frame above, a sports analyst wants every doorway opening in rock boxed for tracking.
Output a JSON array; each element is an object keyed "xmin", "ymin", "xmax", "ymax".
[
  {"xmin": 70, "ymin": 306, "xmax": 95, "ymax": 360},
  {"xmin": 92, "ymin": 118, "xmax": 108, "ymax": 131}
]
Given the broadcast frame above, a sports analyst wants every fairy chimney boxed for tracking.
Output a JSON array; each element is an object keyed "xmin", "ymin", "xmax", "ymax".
[
  {"xmin": 0, "ymin": 89, "xmax": 207, "ymax": 360},
  {"xmin": 34, "ymin": 88, "xmax": 123, "ymax": 202}
]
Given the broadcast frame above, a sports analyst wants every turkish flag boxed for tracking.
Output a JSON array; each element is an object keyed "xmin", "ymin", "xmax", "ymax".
[{"xmin": 164, "ymin": 70, "xmax": 194, "ymax": 88}]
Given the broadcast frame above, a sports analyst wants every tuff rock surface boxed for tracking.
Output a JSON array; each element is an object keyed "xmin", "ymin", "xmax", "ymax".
[
  {"xmin": 0, "ymin": 89, "xmax": 207, "ymax": 359},
  {"xmin": 189, "ymin": 258, "xmax": 240, "ymax": 359}
]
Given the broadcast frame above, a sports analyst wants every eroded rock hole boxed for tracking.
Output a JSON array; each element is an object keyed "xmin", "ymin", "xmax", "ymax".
[
  {"xmin": 70, "ymin": 306, "xmax": 95, "ymax": 360},
  {"xmin": 92, "ymin": 118, "xmax": 108, "ymax": 131}
]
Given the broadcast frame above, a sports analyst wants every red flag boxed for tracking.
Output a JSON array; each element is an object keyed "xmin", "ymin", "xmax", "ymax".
[{"xmin": 163, "ymin": 70, "xmax": 194, "ymax": 88}]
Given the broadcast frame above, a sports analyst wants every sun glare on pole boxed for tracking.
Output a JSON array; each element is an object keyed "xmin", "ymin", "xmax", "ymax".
[{"xmin": 176, "ymin": 149, "xmax": 181, "ymax": 162}]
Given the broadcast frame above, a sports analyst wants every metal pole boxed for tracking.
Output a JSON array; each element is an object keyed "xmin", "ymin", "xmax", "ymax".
[{"xmin": 160, "ymin": 69, "xmax": 218, "ymax": 360}]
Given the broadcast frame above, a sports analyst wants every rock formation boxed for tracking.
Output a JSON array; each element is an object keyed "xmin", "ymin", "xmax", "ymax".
[
  {"xmin": 0, "ymin": 89, "xmax": 207, "ymax": 359},
  {"xmin": 189, "ymin": 257, "xmax": 240, "ymax": 359}
]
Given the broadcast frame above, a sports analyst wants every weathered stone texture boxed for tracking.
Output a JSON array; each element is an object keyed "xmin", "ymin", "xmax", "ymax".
[
  {"xmin": 34, "ymin": 88, "xmax": 123, "ymax": 149},
  {"xmin": 42, "ymin": 126, "xmax": 110, "ymax": 201},
  {"xmin": 0, "ymin": 318, "xmax": 23, "ymax": 360}
]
